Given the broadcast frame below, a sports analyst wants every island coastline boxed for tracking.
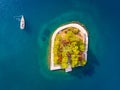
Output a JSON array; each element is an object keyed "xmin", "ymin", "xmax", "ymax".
[{"xmin": 50, "ymin": 22, "xmax": 88, "ymax": 71}]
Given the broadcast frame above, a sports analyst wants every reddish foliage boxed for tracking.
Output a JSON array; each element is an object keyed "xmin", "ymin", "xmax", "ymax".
[
  {"xmin": 78, "ymin": 52, "xmax": 85, "ymax": 61},
  {"xmin": 78, "ymin": 56, "xmax": 82, "ymax": 61},
  {"xmin": 67, "ymin": 52, "xmax": 71, "ymax": 58},
  {"xmin": 58, "ymin": 55, "xmax": 62, "ymax": 63}
]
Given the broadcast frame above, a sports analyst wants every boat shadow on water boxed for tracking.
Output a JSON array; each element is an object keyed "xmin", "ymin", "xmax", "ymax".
[
  {"xmin": 69, "ymin": 49, "xmax": 100, "ymax": 79},
  {"xmin": 23, "ymin": 19, "xmax": 32, "ymax": 33}
]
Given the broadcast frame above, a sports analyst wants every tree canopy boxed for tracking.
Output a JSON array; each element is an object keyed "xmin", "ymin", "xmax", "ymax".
[{"xmin": 53, "ymin": 27, "xmax": 86, "ymax": 69}]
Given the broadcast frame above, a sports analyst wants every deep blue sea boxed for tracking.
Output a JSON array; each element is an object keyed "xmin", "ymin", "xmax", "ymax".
[{"xmin": 0, "ymin": 0, "xmax": 120, "ymax": 90}]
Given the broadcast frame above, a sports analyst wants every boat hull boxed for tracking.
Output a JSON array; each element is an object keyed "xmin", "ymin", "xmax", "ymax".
[{"xmin": 20, "ymin": 16, "xmax": 25, "ymax": 30}]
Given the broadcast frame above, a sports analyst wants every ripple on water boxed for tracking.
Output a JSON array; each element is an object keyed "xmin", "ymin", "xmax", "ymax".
[{"xmin": 38, "ymin": 9, "xmax": 102, "ymax": 80}]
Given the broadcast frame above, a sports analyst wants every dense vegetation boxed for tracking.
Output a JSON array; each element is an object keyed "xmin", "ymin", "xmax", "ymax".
[{"xmin": 53, "ymin": 27, "xmax": 86, "ymax": 69}]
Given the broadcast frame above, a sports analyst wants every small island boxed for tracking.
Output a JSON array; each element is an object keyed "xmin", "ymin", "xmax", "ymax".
[{"xmin": 50, "ymin": 22, "xmax": 88, "ymax": 72}]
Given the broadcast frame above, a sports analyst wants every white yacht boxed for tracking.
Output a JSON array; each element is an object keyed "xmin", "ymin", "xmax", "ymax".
[{"xmin": 20, "ymin": 15, "xmax": 25, "ymax": 30}]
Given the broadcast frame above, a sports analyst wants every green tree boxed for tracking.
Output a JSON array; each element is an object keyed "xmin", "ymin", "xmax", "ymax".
[
  {"xmin": 73, "ymin": 28, "xmax": 79, "ymax": 34},
  {"xmin": 80, "ymin": 44, "xmax": 85, "ymax": 52},
  {"xmin": 80, "ymin": 59, "xmax": 87, "ymax": 66},
  {"xmin": 61, "ymin": 63, "xmax": 68, "ymax": 69},
  {"xmin": 54, "ymin": 56, "xmax": 58, "ymax": 64}
]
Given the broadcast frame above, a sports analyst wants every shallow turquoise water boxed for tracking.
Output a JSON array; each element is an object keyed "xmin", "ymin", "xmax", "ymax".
[{"xmin": 0, "ymin": 0, "xmax": 120, "ymax": 90}]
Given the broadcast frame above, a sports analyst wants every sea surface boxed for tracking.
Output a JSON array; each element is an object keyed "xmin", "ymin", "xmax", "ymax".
[{"xmin": 0, "ymin": 0, "xmax": 120, "ymax": 90}]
